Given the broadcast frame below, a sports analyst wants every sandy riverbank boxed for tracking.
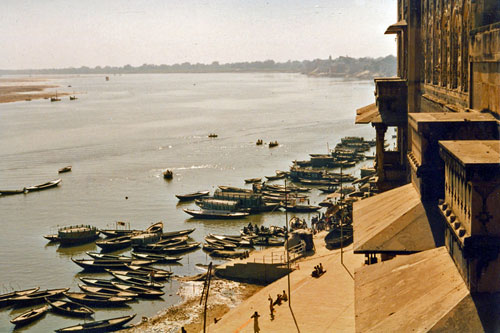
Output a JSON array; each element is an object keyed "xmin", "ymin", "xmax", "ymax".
[
  {"xmin": 126, "ymin": 279, "xmax": 262, "ymax": 333},
  {"xmin": 0, "ymin": 77, "xmax": 69, "ymax": 103}
]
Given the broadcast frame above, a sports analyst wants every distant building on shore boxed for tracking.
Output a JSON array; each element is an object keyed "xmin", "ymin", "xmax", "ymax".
[{"xmin": 353, "ymin": 0, "xmax": 499, "ymax": 331}]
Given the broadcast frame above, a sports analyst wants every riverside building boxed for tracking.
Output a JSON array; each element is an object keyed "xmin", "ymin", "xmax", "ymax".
[{"xmin": 353, "ymin": 0, "xmax": 500, "ymax": 331}]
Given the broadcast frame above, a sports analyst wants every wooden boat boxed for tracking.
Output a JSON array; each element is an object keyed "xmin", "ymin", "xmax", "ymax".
[
  {"xmin": 111, "ymin": 282, "xmax": 164, "ymax": 298},
  {"xmin": 85, "ymin": 252, "xmax": 133, "ymax": 261},
  {"xmin": 160, "ymin": 228, "xmax": 195, "ymax": 239},
  {"xmin": 218, "ymin": 186, "xmax": 253, "ymax": 193},
  {"xmin": 25, "ymin": 178, "xmax": 61, "ymax": 192},
  {"xmin": 318, "ymin": 186, "xmax": 338, "ymax": 193},
  {"xmin": 45, "ymin": 298, "xmax": 94, "ymax": 317},
  {"xmin": 64, "ymin": 292, "xmax": 133, "ymax": 307},
  {"xmin": 57, "ymin": 225, "xmax": 100, "ymax": 246},
  {"xmin": 202, "ymin": 243, "xmax": 224, "ymax": 252},
  {"xmin": 325, "ymin": 225, "xmax": 353, "ymax": 248},
  {"xmin": 96, "ymin": 235, "xmax": 132, "ymax": 252},
  {"xmin": 175, "ymin": 190, "xmax": 210, "ymax": 201},
  {"xmin": 210, "ymin": 249, "xmax": 250, "ymax": 259},
  {"xmin": 10, "ymin": 288, "xmax": 69, "ymax": 307},
  {"xmin": 105, "ymin": 268, "xmax": 170, "ymax": 281},
  {"xmin": 79, "ymin": 278, "xmax": 115, "ymax": 289},
  {"xmin": 78, "ymin": 284, "xmax": 138, "ymax": 298},
  {"xmin": 281, "ymin": 203, "xmax": 321, "ymax": 212},
  {"xmin": 0, "ymin": 188, "xmax": 25, "ymax": 195},
  {"xmin": 125, "ymin": 264, "xmax": 172, "ymax": 276},
  {"xmin": 299, "ymin": 178, "xmax": 340, "ymax": 186},
  {"xmin": 244, "ymin": 177, "xmax": 261, "ymax": 184},
  {"xmin": 108, "ymin": 272, "xmax": 164, "ymax": 289},
  {"xmin": 163, "ymin": 169, "xmax": 173, "ymax": 179},
  {"xmin": 205, "ymin": 236, "xmax": 238, "ymax": 249},
  {"xmin": 131, "ymin": 252, "xmax": 182, "ymax": 263},
  {"xmin": 160, "ymin": 242, "xmax": 201, "ymax": 254},
  {"xmin": 71, "ymin": 258, "xmax": 155, "ymax": 271},
  {"xmin": 99, "ymin": 221, "xmax": 141, "ymax": 238},
  {"xmin": 69, "ymin": 96, "xmax": 78, "ymax": 100},
  {"xmin": 208, "ymin": 133, "xmax": 218, "ymax": 138},
  {"xmin": 58, "ymin": 166, "xmax": 72, "ymax": 173},
  {"xmin": 43, "ymin": 234, "xmax": 60, "ymax": 242},
  {"xmin": 0, "ymin": 287, "xmax": 39, "ymax": 308},
  {"xmin": 55, "ymin": 314, "xmax": 136, "ymax": 333},
  {"xmin": 268, "ymin": 141, "xmax": 279, "ymax": 148},
  {"xmin": 146, "ymin": 221, "xmax": 163, "ymax": 234},
  {"xmin": 253, "ymin": 237, "xmax": 285, "ymax": 246},
  {"xmin": 10, "ymin": 304, "xmax": 49, "ymax": 326},
  {"xmin": 265, "ymin": 174, "xmax": 285, "ymax": 181},
  {"xmin": 184, "ymin": 208, "xmax": 249, "ymax": 219},
  {"xmin": 130, "ymin": 232, "xmax": 161, "ymax": 246}
]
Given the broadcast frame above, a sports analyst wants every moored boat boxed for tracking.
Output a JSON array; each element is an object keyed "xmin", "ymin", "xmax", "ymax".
[
  {"xmin": 45, "ymin": 298, "xmax": 94, "ymax": 317},
  {"xmin": 183, "ymin": 208, "xmax": 249, "ymax": 219},
  {"xmin": 55, "ymin": 314, "xmax": 136, "ymax": 332},
  {"xmin": 9, "ymin": 288, "xmax": 69, "ymax": 307},
  {"xmin": 160, "ymin": 228, "xmax": 195, "ymax": 239},
  {"xmin": 78, "ymin": 284, "xmax": 138, "ymax": 298},
  {"xmin": 0, "ymin": 188, "xmax": 25, "ymax": 195},
  {"xmin": 57, "ymin": 225, "xmax": 100, "ymax": 246},
  {"xmin": 160, "ymin": 242, "xmax": 201, "ymax": 254},
  {"xmin": 85, "ymin": 252, "xmax": 133, "ymax": 261},
  {"xmin": 10, "ymin": 304, "xmax": 49, "ymax": 326},
  {"xmin": 71, "ymin": 258, "xmax": 155, "ymax": 271},
  {"xmin": 175, "ymin": 190, "xmax": 210, "ymax": 201},
  {"xmin": 244, "ymin": 177, "xmax": 261, "ymax": 184},
  {"xmin": 79, "ymin": 277, "xmax": 115, "ymax": 289},
  {"xmin": 131, "ymin": 252, "xmax": 182, "ymax": 263},
  {"xmin": 64, "ymin": 292, "xmax": 133, "ymax": 307},
  {"xmin": 95, "ymin": 235, "xmax": 132, "ymax": 252},
  {"xmin": 325, "ymin": 225, "xmax": 353, "ymax": 248},
  {"xmin": 111, "ymin": 282, "xmax": 164, "ymax": 298},
  {"xmin": 281, "ymin": 203, "xmax": 322, "ymax": 212},
  {"xmin": 0, "ymin": 287, "xmax": 39, "ymax": 308},
  {"xmin": 107, "ymin": 272, "xmax": 164, "ymax": 289}
]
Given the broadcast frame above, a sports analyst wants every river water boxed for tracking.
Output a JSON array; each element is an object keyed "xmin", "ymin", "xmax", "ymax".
[{"xmin": 0, "ymin": 73, "xmax": 375, "ymax": 332}]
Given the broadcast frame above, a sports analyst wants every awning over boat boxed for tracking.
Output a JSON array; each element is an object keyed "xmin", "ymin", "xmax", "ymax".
[
  {"xmin": 355, "ymin": 103, "xmax": 380, "ymax": 124},
  {"xmin": 384, "ymin": 19, "xmax": 407, "ymax": 34},
  {"xmin": 355, "ymin": 247, "xmax": 489, "ymax": 332},
  {"xmin": 353, "ymin": 183, "xmax": 436, "ymax": 253}
]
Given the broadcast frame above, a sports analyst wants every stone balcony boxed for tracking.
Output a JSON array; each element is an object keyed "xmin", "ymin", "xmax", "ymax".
[{"xmin": 374, "ymin": 77, "xmax": 408, "ymax": 125}]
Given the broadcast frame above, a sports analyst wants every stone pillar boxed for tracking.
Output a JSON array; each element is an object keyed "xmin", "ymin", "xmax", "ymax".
[{"xmin": 375, "ymin": 124, "xmax": 388, "ymax": 182}]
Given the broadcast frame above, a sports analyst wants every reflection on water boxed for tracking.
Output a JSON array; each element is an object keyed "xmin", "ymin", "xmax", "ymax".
[{"xmin": 0, "ymin": 73, "xmax": 375, "ymax": 332}]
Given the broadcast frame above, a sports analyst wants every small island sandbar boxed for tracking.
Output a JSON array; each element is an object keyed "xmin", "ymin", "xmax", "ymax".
[{"xmin": 0, "ymin": 77, "xmax": 70, "ymax": 103}]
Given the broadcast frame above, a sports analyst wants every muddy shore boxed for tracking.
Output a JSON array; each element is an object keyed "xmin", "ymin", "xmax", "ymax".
[{"xmin": 126, "ymin": 279, "xmax": 262, "ymax": 333}]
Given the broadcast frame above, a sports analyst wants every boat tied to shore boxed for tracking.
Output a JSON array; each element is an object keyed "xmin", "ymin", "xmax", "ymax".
[{"xmin": 54, "ymin": 314, "xmax": 136, "ymax": 332}]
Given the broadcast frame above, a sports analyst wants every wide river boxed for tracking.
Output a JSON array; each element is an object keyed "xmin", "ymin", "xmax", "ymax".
[{"xmin": 0, "ymin": 73, "xmax": 375, "ymax": 332}]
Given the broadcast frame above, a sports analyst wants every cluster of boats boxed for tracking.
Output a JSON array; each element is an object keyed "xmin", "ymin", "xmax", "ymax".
[
  {"xmin": 1, "ymin": 286, "xmax": 136, "ymax": 331},
  {"xmin": 201, "ymin": 226, "xmax": 286, "ymax": 258}
]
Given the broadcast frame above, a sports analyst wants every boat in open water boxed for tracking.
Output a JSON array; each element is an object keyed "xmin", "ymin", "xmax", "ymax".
[
  {"xmin": 58, "ymin": 166, "xmax": 72, "ymax": 173},
  {"xmin": 25, "ymin": 178, "xmax": 61, "ymax": 192},
  {"xmin": 45, "ymin": 298, "xmax": 94, "ymax": 317},
  {"xmin": 10, "ymin": 304, "xmax": 49, "ymax": 326},
  {"xmin": 55, "ymin": 314, "xmax": 136, "ymax": 332}
]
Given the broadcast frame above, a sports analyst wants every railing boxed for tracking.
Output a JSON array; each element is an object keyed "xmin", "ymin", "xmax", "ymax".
[{"xmin": 253, "ymin": 241, "xmax": 306, "ymax": 264}]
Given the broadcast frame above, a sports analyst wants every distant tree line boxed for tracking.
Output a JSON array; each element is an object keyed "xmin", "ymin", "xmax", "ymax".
[{"xmin": 0, "ymin": 55, "xmax": 396, "ymax": 79}]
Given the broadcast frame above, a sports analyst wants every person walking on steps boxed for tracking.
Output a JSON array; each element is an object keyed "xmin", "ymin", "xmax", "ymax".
[{"xmin": 251, "ymin": 311, "xmax": 260, "ymax": 333}]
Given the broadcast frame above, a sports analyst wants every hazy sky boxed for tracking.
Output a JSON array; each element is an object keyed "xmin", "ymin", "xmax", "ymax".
[{"xmin": 1, "ymin": 0, "xmax": 397, "ymax": 69}]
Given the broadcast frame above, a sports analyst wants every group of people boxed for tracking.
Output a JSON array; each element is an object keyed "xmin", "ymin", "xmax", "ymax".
[
  {"xmin": 243, "ymin": 223, "xmax": 267, "ymax": 235},
  {"xmin": 311, "ymin": 262, "xmax": 325, "ymax": 278},
  {"xmin": 267, "ymin": 290, "xmax": 288, "ymax": 320}
]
